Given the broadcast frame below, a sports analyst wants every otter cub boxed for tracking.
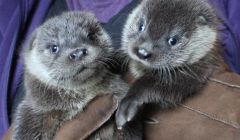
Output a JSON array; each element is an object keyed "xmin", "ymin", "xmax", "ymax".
[
  {"xmin": 12, "ymin": 12, "xmax": 140, "ymax": 140},
  {"xmin": 116, "ymin": 0, "xmax": 221, "ymax": 128}
]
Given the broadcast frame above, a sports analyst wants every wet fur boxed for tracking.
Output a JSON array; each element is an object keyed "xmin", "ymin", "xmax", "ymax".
[
  {"xmin": 116, "ymin": 0, "xmax": 222, "ymax": 128},
  {"xmin": 12, "ymin": 12, "xmax": 142, "ymax": 140}
]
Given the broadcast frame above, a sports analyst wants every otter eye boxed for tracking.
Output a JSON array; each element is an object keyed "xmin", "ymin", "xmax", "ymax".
[
  {"xmin": 138, "ymin": 24, "xmax": 145, "ymax": 32},
  {"xmin": 50, "ymin": 45, "xmax": 59, "ymax": 54},
  {"xmin": 87, "ymin": 32, "xmax": 95, "ymax": 41},
  {"xmin": 168, "ymin": 37, "xmax": 178, "ymax": 46}
]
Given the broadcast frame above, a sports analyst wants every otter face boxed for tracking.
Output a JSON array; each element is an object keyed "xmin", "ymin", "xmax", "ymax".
[
  {"xmin": 25, "ymin": 12, "xmax": 111, "ymax": 88},
  {"xmin": 122, "ymin": 0, "xmax": 218, "ymax": 69}
]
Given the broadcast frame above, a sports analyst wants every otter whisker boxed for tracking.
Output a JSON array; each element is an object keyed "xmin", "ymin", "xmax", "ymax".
[
  {"xmin": 179, "ymin": 66, "xmax": 196, "ymax": 79},
  {"xmin": 167, "ymin": 66, "xmax": 173, "ymax": 85},
  {"xmin": 183, "ymin": 64, "xmax": 201, "ymax": 81},
  {"xmin": 123, "ymin": 57, "xmax": 131, "ymax": 71},
  {"xmin": 170, "ymin": 65, "xmax": 177, "ymax": 84},
  {"xmin": 161, "ymin": 67, "xmax": 167, "ymax": 84},
  {"xmin": 145, "ymin": 18, "xmax": 152, "ymax": 32},
  {"xmin": 101, "ymin": 57, "xmax": 120, "ymax": 66},
  {"xmin": 96, "ymin": 60, "xmax": 110, "ymax": 68},
  {"xmin": 156, "ymin": 67, "xmax": 163, "ymax": 84}
]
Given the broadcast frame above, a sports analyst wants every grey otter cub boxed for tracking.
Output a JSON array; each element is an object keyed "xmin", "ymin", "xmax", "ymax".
[
  {"xmin": 116, "ymin": 0, "xmax": 221, "ymax": 128},
  {"xmin": 12, "ymin": 12, "xmax": 140, "ymax": 140}
]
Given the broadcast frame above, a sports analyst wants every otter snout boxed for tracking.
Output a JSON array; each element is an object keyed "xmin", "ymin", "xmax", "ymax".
[
  {"xmin": 69, "ymin": 48, "xmax": 88, "ymax": 61},
  {"xmin": 136, "ymin": 48, "xmax": 152, "ymax": 60},
  {"xmin": 135, "ymin": 42, "xmax": 153, "ymax": 60}
]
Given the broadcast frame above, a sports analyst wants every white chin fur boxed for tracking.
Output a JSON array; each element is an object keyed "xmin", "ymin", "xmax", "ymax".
[
  {"xmin": 129, "ymin": 62, "xmax": 144, "ymax": 78},
  {"xmin": 25, "ymin": 48, "xmax": 51, "ymax": 84}
]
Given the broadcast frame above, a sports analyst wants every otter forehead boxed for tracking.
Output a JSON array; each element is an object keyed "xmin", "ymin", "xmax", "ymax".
[
  {"xmin": 43, "ymin": 12, "xmax": 98, "ymax": 33},
  {"xmin": 139, "ymin": 0, "xmax": 217, "ymax": 38},
  {"xmin": 144, "ymin": 0, "xmax": 213, "ymax": 20},
  {"xmin": 37, "ymin": 12, "xmax": 100, "ymax": 48}
]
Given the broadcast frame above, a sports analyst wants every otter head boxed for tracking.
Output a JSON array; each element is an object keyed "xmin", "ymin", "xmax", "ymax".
[
  {"xmin": 122, "ymin": 0, "xmax": 218, "ymax": 70},
  {"xmin": 24, "ymin": 12, "xmax": 112, "ymax": 89}
]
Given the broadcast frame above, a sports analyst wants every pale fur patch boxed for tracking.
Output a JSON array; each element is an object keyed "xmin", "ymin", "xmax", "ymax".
[
  {"xmin": 122, "ymin": 4, "xmax": 142, "ymax": 53},
  {"xmin": 25, "ymin": 48, "xmax": 51, "ymax": 84},
  {"xmin": 182, "ymin": 26, "xmax": 217, "ymax": 64},
  {"xmin": 129, "ymin": 61, "xmax": 146, "ymax": 78}
]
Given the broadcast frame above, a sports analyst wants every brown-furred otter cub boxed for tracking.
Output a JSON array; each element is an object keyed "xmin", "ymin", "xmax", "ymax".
[
  {"xmin": 116, "ymin": 0, "xmax": 221, "ymax": 128},
  {"xmin": 12, "ymin": 12, "xmax": 141, "ymax": 140}
]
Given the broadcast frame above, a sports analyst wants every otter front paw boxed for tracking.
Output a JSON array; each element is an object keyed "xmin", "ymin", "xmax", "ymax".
[{"xmin": 115, "ymin": 97, "xmax": 141, "ymax": 130}]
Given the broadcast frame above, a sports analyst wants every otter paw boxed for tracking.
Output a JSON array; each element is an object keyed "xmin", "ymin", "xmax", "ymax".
[{"xmin": 115, "ymin": 97, "xmax": 140, "ymax": 130}]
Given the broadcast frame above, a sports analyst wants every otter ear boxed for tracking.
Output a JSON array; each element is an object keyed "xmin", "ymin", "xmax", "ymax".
[
  {"xmin": 27, "ymin": 30, "xmax": 38, "ymax": 50},
  {"xmin": 22, "ymin": 30, "xmax": 38, "ymax": 61},
  {"xmin": 196, "ymin": 16, "xmax": 208, "ymax": 25}
]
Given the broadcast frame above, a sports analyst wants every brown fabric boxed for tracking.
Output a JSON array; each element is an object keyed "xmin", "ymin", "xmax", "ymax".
[
  {"xmin": 53, "ymin": 95, "xmax": 117, "ymax": 140},
  {"xmin": 3, "ymin": 95, "xmax": 117, "ymax": 140},
  {"xmin": 3, "ymin": 71, "xmax": 240, "ymax": 140},
  {"xmin": 2, "ymin": 126, "xmax": 12, "ymax": 140},
  {"xmin": 145, "ymin": 71, "xmax": 240, "ymax": 140}
]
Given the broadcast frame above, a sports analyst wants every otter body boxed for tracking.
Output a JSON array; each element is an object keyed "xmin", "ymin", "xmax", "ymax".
[
  {"xmin": 13, "ymin": 12, "xmax": 140, "ymax": 140},
  {"xmin": 116, "ymin": 0, "xmax": 221, "ymax": 128}
]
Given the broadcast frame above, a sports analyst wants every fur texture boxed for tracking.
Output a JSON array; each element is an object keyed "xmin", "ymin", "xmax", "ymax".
[
  {"xmin": 12, "ymin": 12, "xmax": 141, "ymax": 140},
  {"xmin": 116, "ymin": 0, "xmax": 222, "ymax": 128}
]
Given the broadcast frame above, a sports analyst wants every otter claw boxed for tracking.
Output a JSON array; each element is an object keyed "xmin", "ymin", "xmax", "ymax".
[{"xmin": 115, "ymin": 98, "xmax": 140, "ymax": 128}]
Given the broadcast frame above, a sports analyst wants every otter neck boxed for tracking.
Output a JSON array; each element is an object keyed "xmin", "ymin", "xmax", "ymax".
[{"xmin": 24, "ymin": 67, "xmax": 110, "ymax": 111}]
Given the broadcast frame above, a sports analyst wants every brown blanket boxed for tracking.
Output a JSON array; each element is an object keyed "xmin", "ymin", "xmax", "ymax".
[
  {"xmin": 4, "ymin": 69, "xmax": 240, "ymax": 140},
  {"xmin": 145, "ymin": 71, "xmax": 240, "ymax": 140}
]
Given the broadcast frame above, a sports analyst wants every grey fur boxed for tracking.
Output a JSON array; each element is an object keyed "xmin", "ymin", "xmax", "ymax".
[
  {"xmin": 116, "ymin": 0, "xmax": 222, "ymax": 128},
  {"xmin": 12, "ymin": 12, "xmax": 140, "ymax": 140}
]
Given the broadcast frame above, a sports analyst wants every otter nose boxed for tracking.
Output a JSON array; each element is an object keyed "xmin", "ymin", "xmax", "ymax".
[
  {"xmin": 69, "ymin": 48, "xmax": 88, "ymax": 61},
  {"xmin": 136, "ymin": 48, "xmax": 152, "ymax": 60}
]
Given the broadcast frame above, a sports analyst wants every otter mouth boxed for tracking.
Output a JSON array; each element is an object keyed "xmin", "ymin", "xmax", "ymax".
[
  {"xmin": 74, "ymin": 66, "xmax": 87, "ymax": 76},
  {"xmin": 57, "ymin": 67, "xmax": 87, "ymax": 80},
  {"xmin": 56, "ymin": 64, "xmax": 98, "ymax": 81}
]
